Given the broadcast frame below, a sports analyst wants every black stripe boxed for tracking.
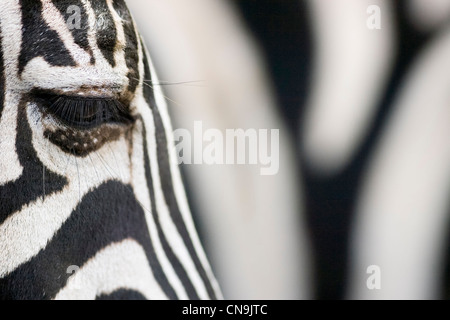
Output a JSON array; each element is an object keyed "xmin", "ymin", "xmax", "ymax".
[
  {"xmin": 88, "ymin": 0, "xmax": 117, "ymax": 67},
  {"xmin": 233, "ymin": 0, "xmax": 313, "ymax": 135},
  {"xmin": 18, "ymin": 0, "xmax": 76, "ymax": 75},
  {"xmin": 96, "ymin": 289, "xmax": 147, "ymax": 300},
  {"xmin": 112, "ymin": 0, "xmax": 140, "ymax": 93},
  {"xmin": 0, "ymin": 98, "xmax": 67, "ymax": 224},
  {"xmin": 141, "ymin": 119, "xmax": 200, "ymax": 299},
  {"xmin": 141, "ymin": 49, "xmax": 217, "ymax": 299},
  {"xmin": 0, "ymin": 29, "xmax": 4, "ymax": 121},
  {"xmin": 0, "ymin": 181, "xmax": 176, "ymax": 300},
  {"xmin": 51, "ymin": 0, "xmax": 95, "ymax": 64}
]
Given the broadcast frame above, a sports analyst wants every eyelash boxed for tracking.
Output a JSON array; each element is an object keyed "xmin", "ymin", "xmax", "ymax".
[{"xmin": 32, "ymin": 91, "xmax": 135, "ymax": 130}]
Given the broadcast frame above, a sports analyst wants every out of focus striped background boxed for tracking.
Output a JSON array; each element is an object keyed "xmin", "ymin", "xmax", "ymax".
[{"xmin": 128, "ymin": 0, "xmax": 450, "ymax": 300}]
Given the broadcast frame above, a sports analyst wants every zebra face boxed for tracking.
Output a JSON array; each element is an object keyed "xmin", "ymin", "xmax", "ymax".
[{"xmin": 0, "ymin": 0, "xmax": 221, "ymax": 300}]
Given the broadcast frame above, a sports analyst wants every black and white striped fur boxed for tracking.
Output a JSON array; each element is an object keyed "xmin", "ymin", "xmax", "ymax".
[{"xmin": 0, "ymin": 0, "xmax": 221, "ymax": 300}]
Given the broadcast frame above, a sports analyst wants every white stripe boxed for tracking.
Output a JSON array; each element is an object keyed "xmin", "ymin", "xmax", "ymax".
[
  {"xmin": 302, "ymin": 0, "xmax": 394, "ymax": 174},
  {"xmin": 106, "ymin": 0, "xmax": 128, "ymax": 76},
  {"xmin": 54, "ymin": 239, "xmax": 167, "ymax": 300},
  {"xmin": 348, "ymin": 25, "xmax": 450, "ymax": 300},
  {"xmin": 80, "ymin": 0, "xmax": 115, "ymax": 69},
  {"xmin": 127, "ymin": 37, "xmax": 189, "ymax": 299},
  {"xmin": 20, "ymin": 57, "xmax": 127, "ymax": 92},
  {"xmin": 0, "ymin": 1, "xmax": 24, "ymax": 184},
  {"xmin": 147, "ymin": 53, "xmax": 223, "ymax": 298},
  {"xmin": 136, "ymin": 50, "xmax": 213, "ymax": 296},
  {"xmin": 41, "ymin": 0, "xmax": 91, "ymax": 66},
  {"xmin": 129, "ymin": 113, "xmax": 189, "ymax": 299},
  {"xmin": 139, "ymin": 98, "xmax": 210, "ymax": 299}
]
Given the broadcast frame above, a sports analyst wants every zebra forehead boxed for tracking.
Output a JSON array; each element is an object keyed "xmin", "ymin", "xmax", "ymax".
[
  {"xmin": 18, "ymin": 0, "xmax": 77, "ymax": 74},
  {"xmin": 6, "ymin": 0, "xmax": 139, "ymax": 77}
]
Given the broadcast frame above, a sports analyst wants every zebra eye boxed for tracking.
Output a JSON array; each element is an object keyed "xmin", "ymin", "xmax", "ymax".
[{"xmin": 32, "ymin": 90, "xmax": 135, "ymax": 130}]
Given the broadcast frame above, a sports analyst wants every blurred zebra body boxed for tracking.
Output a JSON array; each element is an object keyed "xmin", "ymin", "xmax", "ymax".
[{"xmin": 130, "ymin": 0, "xmax": 450, "ymax": 299}]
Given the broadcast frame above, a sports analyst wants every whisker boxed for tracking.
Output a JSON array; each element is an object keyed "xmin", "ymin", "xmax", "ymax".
[
  {"xmin": 94, "ymin": 150, "xmax": 119, "ymax": 181},
  {"xmin": 141, "ymin": 79, "xmax": 208, "ymax": 88},
  {"xmin": 107, "ymin": 143, "xmax": 123, "ymax": 181},
  {"xmin": 94, "ymin": 127, "xmax": 155, "ymax": 217},
  {"xmin": 62, "ymin": 152, "xmax": 72, "ymax": 177},
  {"xmin": 133, "ymin": 77, "xmax": 186, "ymax": 109},
  {"xmin": 79, "ymin": 153, "xmax": 89, "ymax": 199},
  {"xmin": 88, "ymin": 153, "xmax": 101, "ymax": 183},
  {"xmin": 73, "ymin": 150, "xmax": 81, "ymax": 203}
]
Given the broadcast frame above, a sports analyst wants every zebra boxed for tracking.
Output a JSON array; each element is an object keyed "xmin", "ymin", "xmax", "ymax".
[{"xmin": 0, "ymin": 0, "xmax": 221, "ymax": 300}]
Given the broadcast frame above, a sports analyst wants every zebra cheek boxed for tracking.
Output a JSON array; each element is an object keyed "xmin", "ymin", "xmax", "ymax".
[{"xmin": 43, "ymin": 126, "xmax": 124, "ymax": 157}]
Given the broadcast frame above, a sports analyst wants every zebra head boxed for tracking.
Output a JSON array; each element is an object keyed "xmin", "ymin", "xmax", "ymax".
[{"xmin": 0, "ymin": 0, "xmax": 221, "ymax": 300}]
